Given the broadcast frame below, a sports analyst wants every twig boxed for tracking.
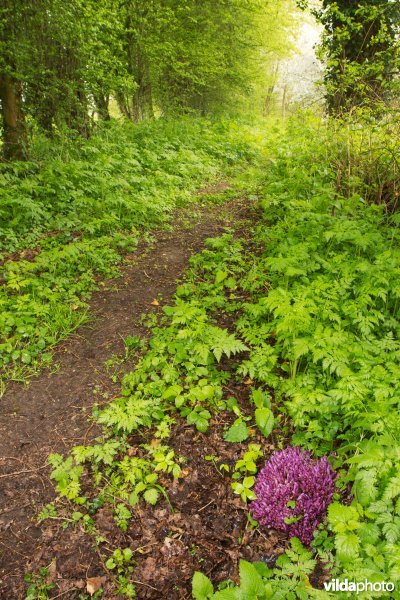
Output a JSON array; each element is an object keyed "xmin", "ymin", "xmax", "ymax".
[
  {"xmin": 0, "ymin": 540, "xmax": 29, "ymax": 558},
  {"xmin": 84, "ymin": 420, "xmax": 96, "ymax": 446},
  {"xmin": 132, "ymin": 541, "xmax": 159, "ymax": 553},
  {"xmin": 0, "ymin": 465, "xmax": 47, "ymax": 479},
  {"xmin": 198, "ymin": 499, "xmax": 214, "ymax": 513},
  {"xmin": 132, "ymin": 579, "xmax": 160, "ymax": 592}
]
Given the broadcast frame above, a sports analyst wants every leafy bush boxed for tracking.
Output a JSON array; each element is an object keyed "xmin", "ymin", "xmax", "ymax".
[
  {"xmin": 327, "ymin": 113, "xmax": 400, "ymax": 213},
  {"xmin": 250, "ymin": 447, "xmax": 336, "ymax": 544},
  {"xmin": 0, "ymin": 118, "xmax": 259, "ymax": 254}
]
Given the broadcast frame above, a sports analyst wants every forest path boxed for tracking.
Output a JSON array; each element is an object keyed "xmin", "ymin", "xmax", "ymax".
[{"xmin": 0, "ymin": 190, "xmax": 250, "ymax": 597}]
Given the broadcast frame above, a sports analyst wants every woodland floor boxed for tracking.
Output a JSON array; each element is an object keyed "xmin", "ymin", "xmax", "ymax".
[{"xmin": 0, "ymin": 191, "xmax": 290, "ymax": 599}]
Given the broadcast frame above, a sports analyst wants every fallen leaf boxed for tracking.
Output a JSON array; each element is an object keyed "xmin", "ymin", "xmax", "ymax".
[
  {"xmin": 244, "ymin": 378, "xmax": 253, "ymax": 385},
  {"xmin": 151, "ymin": 299, "xmax": 160, "ymax": 306},
  {"xmin": 140, "ymin": 557, "xmax": 157, "ymax": 581},
  {"xmin": 47, "ymin": 558, "xmax": 57, "ymax": 581},
  {"xmin": 75, "ymin": 579, "xmax": 86, "ymax": 589},
  {"xmin": 87, "ymin": 576, "xmax": 106, "ymax": 596}
]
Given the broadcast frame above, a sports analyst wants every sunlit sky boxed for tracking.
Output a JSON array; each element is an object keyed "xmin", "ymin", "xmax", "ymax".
[{"xmin": 278, "ymin": 17, "xmax": 323, "ymax": 104}]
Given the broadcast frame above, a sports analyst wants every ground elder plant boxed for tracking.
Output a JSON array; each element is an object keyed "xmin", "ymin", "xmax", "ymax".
[{"xmin": 250, "ymin": 447, "xmax": 336, "ymax": 544}]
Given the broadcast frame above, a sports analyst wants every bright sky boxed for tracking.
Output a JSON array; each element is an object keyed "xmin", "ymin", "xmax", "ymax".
[{"xmin": 279, "ymin": 17, "xmax": 323, "ymax": 104}]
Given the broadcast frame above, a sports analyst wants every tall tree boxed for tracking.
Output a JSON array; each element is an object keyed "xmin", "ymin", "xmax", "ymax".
[
  {"xmin": 152, "ymin": 0, "xmax": 299, "ymax": 115},
  {"xmin": 300, "ymin": 0, "xmax": 400, "ymax": 113},
  {"xmin": 0, "ymin": 2, "xmax": 29, "ymax": 160},
  {"xmin": 0, "ymin": 0, "xmax": 300, "ymax": 158}
]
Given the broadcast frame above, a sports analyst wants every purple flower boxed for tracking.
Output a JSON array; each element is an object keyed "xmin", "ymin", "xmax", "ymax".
[{"xmin": 250, "ymin": 447, "xmax": 336, "ymax": 545}]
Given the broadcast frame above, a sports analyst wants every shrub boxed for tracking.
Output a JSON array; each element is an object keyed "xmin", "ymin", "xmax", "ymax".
[{"xmin": 250, "ymin": 447, "xmax": 336, "ymax": 544}]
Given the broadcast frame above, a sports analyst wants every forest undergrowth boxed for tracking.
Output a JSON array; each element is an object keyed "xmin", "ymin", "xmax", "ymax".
[
  {"xmin": 0, "ymin": 118, "xmax": 262, "ymax": 393},
  {"xmin": 2, "ymin": 0, "xmax": 400, "ymax": 598},
  {"xmin": 23, "ymin": 113, "xmax": 400, "ymax": 599}
]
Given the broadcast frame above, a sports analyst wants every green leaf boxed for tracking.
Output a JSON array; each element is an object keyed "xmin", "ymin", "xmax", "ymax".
[
  {"xmin": 143, "ymin": 488, "xmax": 159, "ymax": 506},
  {"xmin": 353, "ymin": 469, "xmax": 378, "ymax": 507},
  {"xmin": 383, "ymin": 476, "xmax": 400, "ymax": 502},
  {"xmin": 192, "ymin": 572, "xmax": 214, "ymax": 600},
  {"xmin": 335, "ymin": 532, "xmax": 360, "ymax": 562},
  {"xmin": 251, "ymin": 389, "xmax": 271, "ymax": 409},
  {"xmin": 105, "ymin": 558, "xmax": 116, "ymax": 570},
  {"xmin": 123, "ymin": 548, "xmax": 133, "ymax": 561},
  {"xmin": 213, "ymin": 590, "xmax": 239, "ymax": 599},
  {"xmin": 238, "ymin": 560, "xmax": 265, "ymax": 597},
  {"xmin": 215, "ymin": 270, "xmax": 228, "ymax": 285},
  {"xmin": 196, "ymin": 418, "xmax": 209, "ymax": 433},
  {"xmin": 224, "ymin": 421, "xmax": 249, "ymax": 443},
  {"xmin": 21, "ymin": 350, "xmax": 32, "ymax": 364},
  {"xmin": 163, "ymin": 384, "xmax": 183, "ymax": 399},
  {"xmin": 328, "ymin": 503, "xmax": 360, "ymax": 533},
  {"xmin": 383, "ymin": 521, "xmax": 400, "ymax": 543},
  {"xmin": 243, "ymin": 476, "xmax": 255, "ymax": 488},
  {"xmin": 174, "ymin": 395, "xmax": 185, "ymax": 408},
  {"xmin": 255, "ymin": 408, "xmax": 274, "ymax": 438}
]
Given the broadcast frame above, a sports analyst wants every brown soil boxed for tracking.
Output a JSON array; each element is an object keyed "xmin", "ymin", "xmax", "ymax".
[{"xmin": 0, "ymin": 194, "xmax": 285, "ymax": 599}]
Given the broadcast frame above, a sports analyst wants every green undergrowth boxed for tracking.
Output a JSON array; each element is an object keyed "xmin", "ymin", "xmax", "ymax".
[
  {"xmin": 34, "ymin": 227, "xmax": 266, "ymax": 599},
  {"xmin": 33, "ymin": 114, "xmax": 400, "ymax": 599},
  {"xmin": 0, "ymin": 118, "xmax": 265, "ymax": 390},
  {"xmin": 45, "ymin": 231, "xmax": 253, "ymax": 502},
  {"xmin": 193, "ymin": 116, "xmax": 400, "ymax": 599}
]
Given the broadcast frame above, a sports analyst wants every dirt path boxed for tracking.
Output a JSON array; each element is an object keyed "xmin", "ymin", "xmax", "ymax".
[{"xmin": 0, "ymin": 195, "xmax": 250, "ymax": 598}]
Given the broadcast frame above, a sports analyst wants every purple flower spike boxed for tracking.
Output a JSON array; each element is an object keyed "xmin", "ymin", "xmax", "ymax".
[{"xmin": 250, "ymin": 447, "xmax": 336, "ymax": 545}]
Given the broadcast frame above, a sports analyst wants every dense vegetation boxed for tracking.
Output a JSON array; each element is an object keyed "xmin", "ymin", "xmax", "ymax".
[
  {"xmin": 299, "ymin": 0, "xmax": 400, "ymax": 112},
  {"xmin": 0, "ymin": 0, "xmax": 297, "ymax": 159},
  {"xmin": 1, "ymin": 0, "xmax": 400, "ymax": 599},
  {"xmin": 31, "ymin": 114, "xmax": 400, "ymax": 599},
  {"xmin": 0, "ymin": 118, "xmax": 261, "ymax": 391}
]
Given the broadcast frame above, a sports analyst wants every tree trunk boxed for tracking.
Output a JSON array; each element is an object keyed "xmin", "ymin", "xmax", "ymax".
[
  {"xmin": 132, "ymin": 82, "xmax": 154, "ymax": 122},
  {"xmin": 132, "ymin": 50, "xmax": 154, "ymax": 122},
  {"xmin": 0, "ymin": 73, "xmax": 29, "ymax": 160},
  {"xmin": 64, "ymin": 83, "xmax": 90, "ymax": 137},
  {"xmin": 115, "ymin": 90, "xmax": 133, "ymax": 119},
  {"xmin": 264, "ymin": 63, "xmax": 279, "ymax": 115},
  {"xmin": 94, "ymin": 92, "xmax": 111, "ymax": 121}
]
